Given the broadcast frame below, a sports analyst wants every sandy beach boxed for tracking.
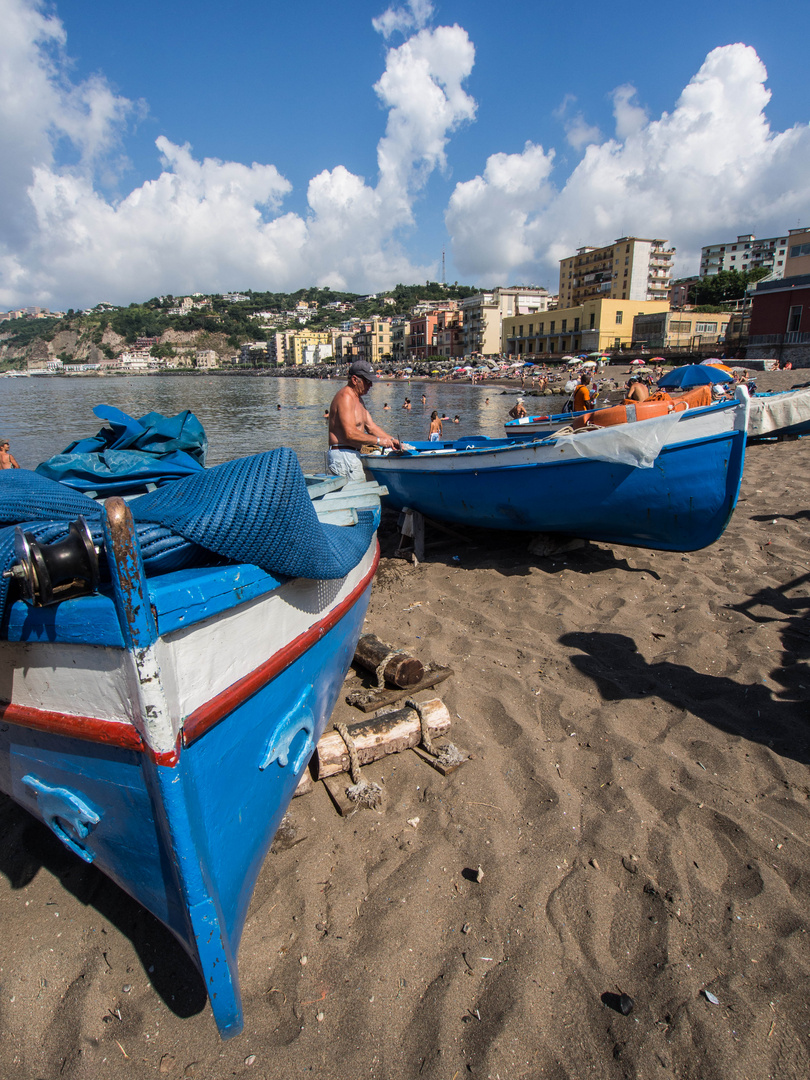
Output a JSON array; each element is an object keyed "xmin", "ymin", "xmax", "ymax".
[{"xmin": 2, "ymin": 371, "xmax": 810, "ymax": 1078}]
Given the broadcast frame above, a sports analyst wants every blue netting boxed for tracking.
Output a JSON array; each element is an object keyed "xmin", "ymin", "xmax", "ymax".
[
  {"xmin": 129, "ymin": 449, "xmax": 375, "ymax": 580},
  {"xmin": 0, "ymin": 450, "xmax": 375, "ymax": 627}
]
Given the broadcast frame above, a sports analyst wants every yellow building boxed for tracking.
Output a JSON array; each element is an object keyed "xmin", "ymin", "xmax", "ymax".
[
  {"xmin": 558, "ymin": 237, "xmax": 673, "ymax": 308},
  {"xmin": 503, "ymin": 298, "xmax": 670, "ymax": 356},
  {"xmin": 632, "ymin": 310, "xmax": 731, "ymax": 350},
  {"xmin": 353, "ymin": 319, "xmax": 393, "ymax": 365}
]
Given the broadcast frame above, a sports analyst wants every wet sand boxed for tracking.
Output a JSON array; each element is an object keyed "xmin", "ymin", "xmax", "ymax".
[{"xmin": 2, "ymin": 374, "xmax": 810, "ymax": 1078}]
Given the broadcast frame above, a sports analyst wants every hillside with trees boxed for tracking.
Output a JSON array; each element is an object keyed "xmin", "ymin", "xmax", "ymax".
[{"xmin": 0, "ymin": 282, "xmax": 483, "ymax": 367}]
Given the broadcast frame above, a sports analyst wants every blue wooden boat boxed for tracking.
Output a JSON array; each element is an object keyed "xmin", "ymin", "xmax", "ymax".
[
  {"xmin": 0, "ymin": 459, "xmax": 385, "ymax": 1039},
  {"xmin": 363, "ymin": 388, "xmax": 750, "ymax": 552}
]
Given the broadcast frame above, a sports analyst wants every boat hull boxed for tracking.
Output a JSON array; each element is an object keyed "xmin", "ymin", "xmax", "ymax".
[
  {"xmin": 1, "ymin": 525, "xmax": 379, "ymax": 1038},
  {"xmin": 365, "ymin": 398, "xmax": 748, "ymax": 552},
  {"xmin": 747, "ymin": 388, "xmax": 810, "ymax": 440}
]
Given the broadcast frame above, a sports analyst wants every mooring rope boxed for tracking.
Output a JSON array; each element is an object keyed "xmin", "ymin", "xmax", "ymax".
[
  {"xmin": 335, "ymin": 722, "xmax": 382, "ymax": 809},
  {"xmin": 405, "ymin": 698, "xmax": 466, "ymax": 768},
  {"xmin": 374, "ymin": 650, "xmax": 399, "ymax": 689}
]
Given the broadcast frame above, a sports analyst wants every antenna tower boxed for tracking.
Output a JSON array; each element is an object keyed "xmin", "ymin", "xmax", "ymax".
[{"xmin": 442, "ymin": 248, "xmax": 446, "ymax": 284}]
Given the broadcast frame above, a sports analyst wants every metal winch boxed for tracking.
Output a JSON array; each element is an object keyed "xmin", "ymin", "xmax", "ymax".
[{"xmin": 2, "ymin": 516, "xmax": 101, "ymax": 606}]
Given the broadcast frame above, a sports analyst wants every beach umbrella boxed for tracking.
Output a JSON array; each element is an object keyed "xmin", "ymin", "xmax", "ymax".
[
  {"xmin": 581, "ymin": 360, "xmax": 597, "ymax": 367},
  {"xmin": 630, "ymin": 358, "xmax": 646, "ymax": 365},
  {"xmin": 657, "ymin": 364, "xmax": 734, "ymax": 389},
  {"xmin": 702, "ymin": 359, "xmax": 734, "ymax": 373}
]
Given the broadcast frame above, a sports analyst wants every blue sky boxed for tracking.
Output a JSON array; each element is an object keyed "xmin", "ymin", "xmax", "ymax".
[{"xmin": 1, "ymin": 0, "xmax": 809, "ymax": 310}]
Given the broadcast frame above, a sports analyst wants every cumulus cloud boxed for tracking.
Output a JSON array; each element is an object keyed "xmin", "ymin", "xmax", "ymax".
[
  {"xmin": 372, "ymin": 0, "xmax": 434, "ymax": 40},
  {"xmin": 0, "ymin": 0, "xmax": 474, "ymax": 309},
  {"xmin": 447, "ymin": 43, "xmax": 810, "ymax": 289},
  {"xmin": 554, "ymin": 94, "xmax": 602, "ymax": 151}
]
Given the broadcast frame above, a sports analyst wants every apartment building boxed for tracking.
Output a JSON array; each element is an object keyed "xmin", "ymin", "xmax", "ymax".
[
  {"xmin": 460, "ymin": 287, "xmax": 552, "ymax": 357},
  {"xmin": 785, "ymin": 227, "xmax": 810, "ymax": 279},
  {"xmin": 390, "ymin": 317, "xmax": 411, "ymax": 364},
  {"xmin": 632, "ymin": 310, "xmax": 731, "ymax": 351},
  {"xmin": 240, "ymin": 341, "xmax": 270, "ymax": 365},
  {"xmin": 502, "ymin": 298, "xmax": 669, "ymax": 357},
  {"xmin": 558, "ymin": 237, "xmax": 673, "ymax": 308},
  {"xmin": 353, "ymin": 319, "xmax": 393, "ymax": 365},
  {"xmin": 407, "ymin": 312, "xmax": 441, "ymax": 360},
  {"xmin": 699, "ymin": 233, "xmax": 788, "ymax": 280},
  {"xmin": 433, "ymin": 309, "xmax": 464, "ymax": 358}
]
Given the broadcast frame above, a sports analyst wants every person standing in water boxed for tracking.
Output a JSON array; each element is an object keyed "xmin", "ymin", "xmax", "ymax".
[{"xmin": 0, "ymin": 439, "xmax": 20, "ymax": 469}]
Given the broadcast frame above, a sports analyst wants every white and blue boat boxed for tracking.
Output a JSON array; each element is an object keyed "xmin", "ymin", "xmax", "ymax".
[
  {"xmin": 0, "ymin": 445, "xmax": 385, "ymax": 1039},
  {"xmin": 747, "ymin": 386, "xmax": 810, "ymax": 441},
  {"xmin": 363, "ymin": 387, "xmax": 750, "ymax": 553}
]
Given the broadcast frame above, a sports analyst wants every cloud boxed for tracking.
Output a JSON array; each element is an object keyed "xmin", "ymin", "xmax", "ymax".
[
  {"xmin": 0, "ymin": 0, "xmax": 474, "ymax": 309},
  {"xmin": 447, "ymin": 43, "xmax": 810, "ymax": 290},
  {"xmin": 372, "ymin": 0, "xmax": 434, "ymax": 40},
  {"xmin": 611, "ymin": 84, "xmax": 648, "ymax": 140},
  {"xmin": 554, "ymin": 94, "xmax": 602, "ymax": 151}
]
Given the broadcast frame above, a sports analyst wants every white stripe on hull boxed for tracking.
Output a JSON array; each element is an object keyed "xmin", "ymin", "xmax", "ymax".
[{"xmin": 1, "ymin": 538, "xmax": 377, "ymax": 742}]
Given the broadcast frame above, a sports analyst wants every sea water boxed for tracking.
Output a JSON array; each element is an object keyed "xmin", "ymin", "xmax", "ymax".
[{"xmin": 0, "ymin": 375, "xmax": 565, "ymax": 473}]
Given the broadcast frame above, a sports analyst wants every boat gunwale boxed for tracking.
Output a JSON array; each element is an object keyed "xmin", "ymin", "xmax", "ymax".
[{"xmin": 0, "ymin": 542, "xmax": 380, "ymax": 762}]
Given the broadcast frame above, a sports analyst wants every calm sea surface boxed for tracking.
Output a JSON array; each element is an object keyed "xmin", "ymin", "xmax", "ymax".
[{"xmin": 0, "ymin": 375, "xmax": 565, "ymax": 474}]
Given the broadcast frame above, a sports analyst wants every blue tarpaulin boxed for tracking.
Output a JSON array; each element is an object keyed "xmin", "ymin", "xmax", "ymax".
[{"xmin": 35, "ymin": 405, "xmax": 207, "ymax": 494}]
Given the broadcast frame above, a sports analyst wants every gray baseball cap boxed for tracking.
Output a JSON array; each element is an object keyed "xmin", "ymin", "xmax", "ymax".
[{"xmin": 348, "ymin": 359, "xmax": 375, "ymax": 381}]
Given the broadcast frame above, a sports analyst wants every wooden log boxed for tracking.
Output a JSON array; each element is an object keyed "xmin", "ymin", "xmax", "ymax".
[
  {"xmin": 312, "ymin": 698, "xmax": 450, "ymax": 779},
  {"xmin": 346, "ymin": 663, "xmax": 454, "ymax": 712},
  {"xmin": 354, "ymin": 633, "xmax": 424, "ymax": 687},
  {"xmin": 292, "ymin": 769, "xmax": 314, "ymax": 797}
]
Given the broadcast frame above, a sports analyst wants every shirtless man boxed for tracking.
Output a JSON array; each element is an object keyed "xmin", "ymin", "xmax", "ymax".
[
  {"xmin": 0, "ymin": 439, "xmax": 20, "ymax": 469},
  {"xmin": 327, "ymin": 360, "xmax": 401, "ymax": 480},
  {"xmin": 625, "ymin": 377, "xmax": 650, "ymax": 403}
]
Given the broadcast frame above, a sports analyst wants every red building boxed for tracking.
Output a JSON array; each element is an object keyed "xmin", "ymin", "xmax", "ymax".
[
  {"xmin": 748, "ymin": 275, "xmax": 810, "ymax": 366},
  {"xmin": 406, "ymin": 312, "xmax": 440, "ymax": 360}
]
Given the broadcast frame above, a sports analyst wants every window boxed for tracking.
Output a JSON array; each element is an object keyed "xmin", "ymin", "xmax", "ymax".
[
  {"xmin": 589, "ymin": 314, "xmax": 595, "ymax": 329},
  {"xmin": 788, "ymin": 306, "xmax": 803, "ymax": 333},
  {"xmin": 573, "ymin": 317, "xmax": 580, "ymax": 331},
  {"xmin": 561, "ymin": 319, "xmax": 567, "ymax": 331},
  {"xmin": 519, "ymin": 325, "xmax": 523, "ymax": 337},
  {"xmin": 695, "ymin": 322, "xmax": 718, "ymax": 333},
  {"xmin": 538, "ymin": 322, "xmax": 544, "ymax": 334},
  {"xmin": 790, "ymin": 243, "xmax": 810, "ymax": 257},
  {"xmin": 550, "ymin": 321, "xmax": 555, "ymax": 334},
  {"xmin": 615, "ymin": 311, "xmax": 623, "ymax": 325},
  {"xmin": 528, "ymin": 323, "xmax": 533, "ymax": 335}
]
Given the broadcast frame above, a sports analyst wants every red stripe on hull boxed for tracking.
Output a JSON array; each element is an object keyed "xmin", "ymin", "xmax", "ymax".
[
  {"xmin": 0, "ymin": 702, "xmax": 144, "ymax": 752},
  {"xmin": 182, "ymin": 542, "xmax": 380, "ymax": 747},
  {"xmin": 0, "ymin": 542, "xmax": 380, "ymax": 760}
]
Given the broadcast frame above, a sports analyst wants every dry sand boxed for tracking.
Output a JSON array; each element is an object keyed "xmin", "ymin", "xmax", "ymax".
[{"xmin": 2, "ymin": 375, "xmax": 810, "ymax": 1079}]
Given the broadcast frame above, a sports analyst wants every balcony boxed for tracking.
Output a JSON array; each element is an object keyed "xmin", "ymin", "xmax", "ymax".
[{"xmin": 749, "ymin": 332, "xmax": 810, "ymax": 345}]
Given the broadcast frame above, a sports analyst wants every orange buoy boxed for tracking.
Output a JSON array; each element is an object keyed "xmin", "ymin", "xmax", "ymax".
[{"xmin": 572, "ymin": 397, "xmax": 687, "ymax": 430}]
